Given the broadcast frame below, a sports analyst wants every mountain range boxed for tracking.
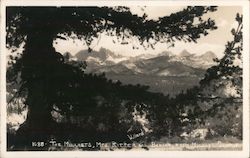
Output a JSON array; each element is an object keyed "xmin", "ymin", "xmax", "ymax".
[{"xmin": 67, "ymin": 48, "xmax": 218, "ymax": 96}]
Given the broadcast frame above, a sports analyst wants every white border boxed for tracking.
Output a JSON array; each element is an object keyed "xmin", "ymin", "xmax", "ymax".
[{"xmin": 0, "ymin": 1, "xmax": 249, "ymax": 158}]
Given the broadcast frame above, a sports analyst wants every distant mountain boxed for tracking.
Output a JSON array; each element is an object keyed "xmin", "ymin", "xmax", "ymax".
[
  {"xmin": 171, "ymin": 50, "xmax": 217, "ymax": 69},
  {"xmin": 75, "ymin": 47, "xmax": 127, "ymax": 62},
  {"xmin": 72, "ymin": 48, "xmax": 217, "ymax": 96},
  {"xmin": 93, "ymin": 52, "xmax": 203, "ymax": 76},
  {"xmin": 90, "ymin": 52, "xmax": 205, "ymax": 96},
  {"xmin": 199, "ymin": 51, "xmax": 217, "ymax": 61},
  {"xmin": 159, "ymin": 51, "xmax": 174, "ymax": 57},
  {"xmin": 179, "ymin": 49, "xmax": 192, "ymax": 57},
  {"xmin": 74, "ymin": 47, "xmax": 128, "ymax": 72},
  {"xmin": 134, "ymin": 53, "xmax": 156, "ymax": 60},
  {"xmin": 74, "ymin": 48, "xmax": 217, "ymax": 71}
]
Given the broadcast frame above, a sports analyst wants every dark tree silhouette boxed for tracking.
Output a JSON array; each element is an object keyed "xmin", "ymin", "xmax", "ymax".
[
  {"xmin": 6, "ymin": 6, "xmax": 218, "ymax": 150},
  {"xmin": 172, "ymin": 14, "xmax": 243, "ymax": 139},
  {"xmin": 198, "ymin": 13, "xmax": 243, "ymax": 138}
]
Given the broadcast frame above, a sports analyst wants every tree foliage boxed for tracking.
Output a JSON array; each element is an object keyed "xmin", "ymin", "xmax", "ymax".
[
  {"xmin": 175, "ymin": 13, "xmax": 243, "ymax": 139},
  {"xmin": 199, "ymin": 13, "xmax": 243, "ymax": 139},
  {"xmin": 7, "ymin": 6, "xmax": 217, "ymax": 50}
]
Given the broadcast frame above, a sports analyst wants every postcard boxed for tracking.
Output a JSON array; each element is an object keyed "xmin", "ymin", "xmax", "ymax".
[{"xmin": 0, "ymin": 0, "xmax": 249, "ymax": 157}]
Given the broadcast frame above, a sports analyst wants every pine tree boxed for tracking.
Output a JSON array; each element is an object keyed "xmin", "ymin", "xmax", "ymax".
[{"xmin": 198, "ymin": 13, "xmax": 243, "ymax": 139}]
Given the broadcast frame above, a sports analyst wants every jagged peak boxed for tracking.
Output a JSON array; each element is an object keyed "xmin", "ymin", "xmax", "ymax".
[
  {"xmin": 159, "ymin": 51, "xmax": 174, "ymax": 57},
  {"xmin": 200, "ymin": 51, "xmax": 217, "ymax": 59},
  {"xmin": 179, "ymin": 49, "xmax": 191, "ymax": 57}
]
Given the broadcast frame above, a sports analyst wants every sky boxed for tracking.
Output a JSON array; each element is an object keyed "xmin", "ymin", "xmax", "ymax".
[{"xmin": 54, "ymin": 6, "xmax": 242, "ymax": 58}]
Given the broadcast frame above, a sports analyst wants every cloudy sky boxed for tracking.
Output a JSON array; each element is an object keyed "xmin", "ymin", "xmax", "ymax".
[{"xmin": 54, "ymin": 6, "xmax": 242, "ymax": 58}]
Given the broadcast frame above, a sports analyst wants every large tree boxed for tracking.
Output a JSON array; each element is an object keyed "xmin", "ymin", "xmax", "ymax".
[
  {"xmin": 173, "ymin": 14, "xmax": 243, "ymax": 139},
  {"xmin": 198, "ymin": 13, "xmax": 243, "ymax": 138},
  {"xmin": 6, "ymin": 6, "xmax": 217, "ymax": 148}
]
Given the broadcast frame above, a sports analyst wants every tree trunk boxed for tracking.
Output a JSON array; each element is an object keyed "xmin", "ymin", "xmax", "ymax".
[{"xmin": 14, "ymin": 31, "xmax": 61, "ymax": 149}]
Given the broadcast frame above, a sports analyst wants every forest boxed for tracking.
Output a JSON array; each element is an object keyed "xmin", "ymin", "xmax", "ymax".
[{"xmin": 6, "ymin": 6, "xmax": 243, "ymax": 151}]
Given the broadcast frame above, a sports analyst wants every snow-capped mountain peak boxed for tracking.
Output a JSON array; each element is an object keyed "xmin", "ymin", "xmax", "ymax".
[
  {"xmin": 199, "ymin": 51, "xmax": 217, "ymax": 61},
  {"xmin": 179, "ymin": 49, "xmax": 192, "ymax": 57},
  {"xmin": 74, "ymin": 47, "xmax": 128, "ymax": 65}
]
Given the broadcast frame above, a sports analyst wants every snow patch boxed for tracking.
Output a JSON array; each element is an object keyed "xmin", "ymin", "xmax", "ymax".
[
  {"xmin": 106, "ymin": 56, "xmax": 128, "ymax": 63},
  {"xmin": 86, "ymin": 56, "xmax": 103, "ymax": 64}
]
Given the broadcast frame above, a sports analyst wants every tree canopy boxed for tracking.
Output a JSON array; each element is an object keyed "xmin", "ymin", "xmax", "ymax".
[
  {"xmin": 7, "ymin": 6, "xmax": 217, "ymax": 50},
  {"xmin": 174, "ymin": 14, "xmax": 243, "ymax": 139}
]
